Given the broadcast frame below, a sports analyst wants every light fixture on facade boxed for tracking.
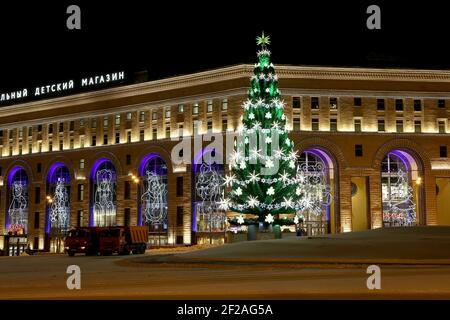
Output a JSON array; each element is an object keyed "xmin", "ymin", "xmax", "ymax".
[{"xmin": 416, "ymin": 177, "xmax": 422, "ymax": 185}]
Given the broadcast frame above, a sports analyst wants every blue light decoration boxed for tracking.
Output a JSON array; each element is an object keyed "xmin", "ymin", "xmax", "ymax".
[
  {"xmin": 381, "ymin": 150, "xmax": 417, "ymax": 227},
  {"xmin": 192, "ymin": 148, "xmax": 225, "ymax": 233},
  {"xmin": 138, "ymin": 153, "xmax": 168, "ymax": 230},
  {"xmin": 46, "ymin": 163, "xmax": 71, "ymax": 234},
  {"xmin": 90, "ymin": 158, "xmax": 117, "ymax": 227}
]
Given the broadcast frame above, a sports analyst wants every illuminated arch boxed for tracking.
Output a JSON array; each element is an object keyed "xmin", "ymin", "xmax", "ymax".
[
  {"xmin": 138, "ymin": 153, "xmax": 168, "ymax": 235},
  {"xmin": 381, "ymin": 149, "xmax": 424, "ymax": 227},
  {"xmin": 295, "ymin": 148, "xmax": 336, "ymax": 235},
  {"xmin": 90, "ymin": 158, "xmax": 117, "ymax": 227},
  {"xmin": 192, "ymin": 147, "xmax": 225, "ymax": 239},
  {"xmin": 6, "ymin": 166, "xmax": 29, "ymax": 234}
]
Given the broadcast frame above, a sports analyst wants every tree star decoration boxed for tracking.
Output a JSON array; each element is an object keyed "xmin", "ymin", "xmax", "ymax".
[
  {"xmin": 265, "ymin": 213, "xmax": 274, "ymax": 224},
  {"xmin": 267, "ymin": 186, "xmax": 275, "ymax": 196},
  {"xmin": 237, "ymin": 215, "xmax": 245, "ymax": 225},
  {"xmin": 256, "ymin": 31, "xmax": 271, "ymax": 46}
]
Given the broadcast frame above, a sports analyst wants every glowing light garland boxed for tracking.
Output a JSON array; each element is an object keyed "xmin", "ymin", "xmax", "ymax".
[
  {"xmin": 93, "ymin": 169, "xmax": 116, "ymax": 226},
  {"xmin": 50, "ymin": 178, "xmax": 70, "ymax": 232},
  {"xmin": 382, "ymin": 169, "xmax": 416, "ymax": 226},
  {"xmin": 8, "ymin": 181, "xmax": 28, "ymax": 232},
  {"xmin": 141, "ymin": 171, "xmax": 168, "ymax": 226},
  {"xmin": 196, "ymin": 162, "xmax": 226, "ymax": 232}
]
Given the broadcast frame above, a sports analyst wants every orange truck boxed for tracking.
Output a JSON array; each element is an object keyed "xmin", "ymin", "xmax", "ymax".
[{"xmin": 65, "ymin": 226, "xmax": 148, "ymax": 256}]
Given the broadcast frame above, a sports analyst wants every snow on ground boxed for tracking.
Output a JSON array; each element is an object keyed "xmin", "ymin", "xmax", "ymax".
[{"xmin": 141, "ymin": 226, "xmax": 450, "ymax": 264}]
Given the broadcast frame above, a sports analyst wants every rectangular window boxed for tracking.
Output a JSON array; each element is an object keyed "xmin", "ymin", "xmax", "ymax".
[
  {"xmin": 103, "ymin": 134, "xmax": 108, "ymax": 145},
  {"xmin": 176, "ymin": 176, "xmax": 183, "ymax": 197},
  {"xmin": 330, "ymin": 119, "xmax": 337, "ymax": 132},
  {"xmin": 152, "ymin": 128, "xmax": 157, "ymax": 140},
  {"xmin": 438, "ymin": 120, "xmax": 446, "ymax": 133},
  {"xmin": 139, "ymin": 111, "xmax": 145, "ymax": 122},
  {"xmin": 440, "ymin": 146, "xmax": 448, "ymax": 158},
  {"xmin": 192, "ymin": 103, "xmax": 199, "ymax": 115},
  {"xmin": 59, "ymin": 139, "xmax": 63, "ymax": 151},
  {"xmin": 80, "ymin": 136, "xmax": 85, "ymax": 148},
  {"xmin": 165, "ymin": 126, "xmax": 170, "ymax": 138},
  {"xmin": 77, "ymin": 210, "xmax": 83, "ymax": 227},
  {"xmin": 293, "ymin": 97, "xmax": 301, "ymax": 109},
  {"xmin": 38, "ymin": 125, "xmax": 42, "ymax": 132},
  {"xmin": 126, "ymin": 112, "xmax": 132, "ymax": 120},
  {"xmin": 80, "ymin": 119, "xmax": 85, "ymax": 128},
  {"xmin": 355, "ymin": 144, "xmax": 363, "ymax": 157},
  {"xmin": 35, "ymin": 187, "xmax": 40, "ymax": 204},
  {"xmin": 126, "ymin": 154, "xmax": 131, "ymax": 165},
  {"xmin": 378, "ymin": 119, "xmax": 385, "ymax": 132},
  {"xmin": 37, "ymin": 163, "xmax": 42, "ymax": 173},
  {"xmin": 178, "ymin": 124, "xmax": 183, "ymax": 136},
  {"xmin": 115, "ymin": 114, "xmax": 121, "ymax": 125},
  {"xmin": 293, "ymin": 118, "xmax": 301, "ymax": 131},
  {"xmin": 221, "ymin": 99, "xmax": 228, "ymax": 111},
  {"xmin": 377, "ymin": 99, "xmax": 385, "ymax": 111},
  {"xmin": 78, "ymin": 184, "xmax": 84, "ymax": 201},
  {"xmin": 34, "ymin": 212, "xmax": 40, "ymax": 229},
  {"xmin": 103, "ymin": 116, "xmax": 109, "ymax": 127},
  {"xmin": 354, "ymin": 119, "xmax": 362, "ymax": 132},
  {"xmin": 79, "ymin": 159, "xmax": 85, "ymax": 169},
  {"xmin": 91, "ymin": 119, "xmax": 97, "ymax": 128},
  {"xmin": 124, "ymin": 181, "xmax": 131, "ymax": 199},
  {"xmin": 165, "ymin": 108, "xmax": 171, "ymax": 119},
  {"xmin": 28, "ymin": 143, "xmax": 32, "ymax": 154},
  {"xmin": 311, "ymin": 97, "xmax": 319, "ymax": 109},
  {"xmin": 28, "ymin": 127, "xmax": 32, "ymax": 136},
  {"xmin": 140, "ymin": 129, "xmax": 145, "ymax": 141},
  {"xmin": 59, "ymin": 123, "xmax": 64, "ymax": 133},
  {"xmin": 18, "ymin": 128, "xmax": 23, "ymax": 138},
  {"xmin": 395, "ymin": 99, "xmax": 404, "ymax": 111},
  {"xmin": 329, "ymin": 97, "xmax": 337, "ymax": 109},
  {"xmin": 124, "ymin": 208, "xmax": 131, "ymax": 227},
  {"xmin": 115, "ymin": 132, "xmax": 120, "ymax": 144},
  {"xmin": 152, "ymin": 112, "xmax": 158, "ymax": 120},
  {"xmin": 311, "ymin": 119, "xmax": 319, "ymax": 131},
  {"xmin": 178, "ymin": 104, "xmax": 184, "ymax": 113},
  {"xmin": 207, "ymin": 100, "xmax": 213, "ymax": 113},
  {"xmin": 91, "ymin": 135, "xmax": 96, "ymax": 146},
  {"xmin": 438, "ymin": 99, "xmax": 446, "ymax": 109},
  {"xmin": 70, "ymin": 121, "xmax": 74, "ymax": 131},
  {"xmin": 414, "ymin": 120, "xmax": 422, "ymax": 133},
  {"xmin": 354, "ymin": 97, "xmax": 362, "ymax": 107},
  {"xmin": 49, "ymin": 140, "xmax": 53, "ymax": 152},
  {"xmin": 48, "ymin": 124, "xmax": 53, "ymax": 134},
  {"xmin": 176, "ymin": 206, "xmax": 183, "ymax": 227},
  {"xmin": 414, "ymin": 100, "xmax": 422, "ymax": 112},
  {"xmin": 127, "ymin": 130, "xmax": 131, "ymax": 143},
  {"xmin": 396, "ymin": 120, "xmax": 404, "ymax": 133},
  {"xmin": 222, "ymin": 119, "xmax": 228, "ymax": 132},
  {"xmin": 176, "ymin": 236, "xmax": 183, "ymax": 245},
  {"xmin": 207, "ymin": 121, "xmax": 213, "ymax": 131},
  {"xmin": 70, "ymin": 139, "xmax": 74, "ymax": 149}
]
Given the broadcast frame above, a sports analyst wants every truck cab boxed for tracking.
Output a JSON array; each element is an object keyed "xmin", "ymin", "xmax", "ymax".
[{"xmin": 65, "ymin": 227, "xmax": 100, "ymax": 256}]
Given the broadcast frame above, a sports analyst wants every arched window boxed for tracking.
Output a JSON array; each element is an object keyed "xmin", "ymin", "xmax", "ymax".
[
  {"xmin": 295, "ymin": 150, "xmax": 333, "ymax": 235},
  {"xmin": 193, "ymin": 148, "xmax": 225, "ymax": 237},
  {"xmin": 6, "ymin": 167, "xmax": 29, "ymax": 234},
  {"xmin": 90, "ymin": 159, "xmax": 117, "ymax": 226},
  {"xmin": 46, "ymin": 163, "xmax": 71, "ymax": 234},
  {"xmin": 381, "ymin": 151, "xmax": 420, "ymax": 227},
  {"xmin": 139, "ymin": 154, "xmax": 168, "ymax": 234}
]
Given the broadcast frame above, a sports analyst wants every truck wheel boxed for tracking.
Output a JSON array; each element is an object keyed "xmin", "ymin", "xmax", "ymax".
[
  {"xmin": 141, "ymin": 244, "xmax": 146, "ymax": 254},
  {"xmin": 68, "ymin": 252, "xmax": 75, "ymax": 257}
]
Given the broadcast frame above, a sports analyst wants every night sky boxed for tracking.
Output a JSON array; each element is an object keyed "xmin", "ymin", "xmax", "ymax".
[{"xmin": 0, "ymin": 1, "xmax": 448, "ymax": 92}]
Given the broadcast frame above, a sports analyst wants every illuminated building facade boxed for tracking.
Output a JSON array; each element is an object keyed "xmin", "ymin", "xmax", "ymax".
[{"xmin": 1, "ymin": 65, "xmax": 450, "ymax": 253}]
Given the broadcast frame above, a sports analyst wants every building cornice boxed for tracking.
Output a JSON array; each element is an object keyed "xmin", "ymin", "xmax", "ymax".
[{"xmin": 2, "ymin": 64, "xmax": 450, "ymax": 120}]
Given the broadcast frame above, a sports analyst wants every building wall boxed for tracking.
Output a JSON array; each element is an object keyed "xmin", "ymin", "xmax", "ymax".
[{"xmin": 2, "ymin": 65, "xmax": 450, "ymax": 248}]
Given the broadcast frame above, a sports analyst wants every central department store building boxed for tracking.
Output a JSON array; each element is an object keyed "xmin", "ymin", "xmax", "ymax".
[{"xmin": 1, "ymin": 64, "xmax": 450, "ymax": 254}]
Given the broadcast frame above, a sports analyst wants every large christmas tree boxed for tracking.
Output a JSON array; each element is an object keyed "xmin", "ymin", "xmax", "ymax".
[{"xmin": 221, "ymin": 33, "xmax": 300, "ymax": 222}]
